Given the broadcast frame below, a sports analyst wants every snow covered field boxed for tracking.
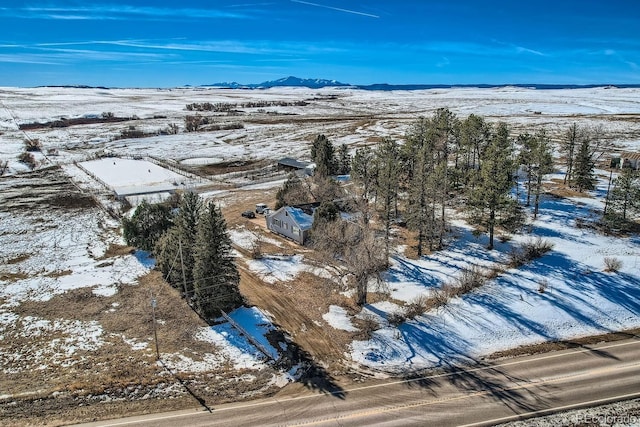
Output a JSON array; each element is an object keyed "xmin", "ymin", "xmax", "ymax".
[
  {"xmin": 79, "ymin": 157, "xmax": 197, "ymax": 196},
  {"xmin": 0, "ymin": 86, "xmax": 639, "ymax": 422},
  {"xmin": 2, "ymin": 86, "xmax": 640, "ymax": 177}
]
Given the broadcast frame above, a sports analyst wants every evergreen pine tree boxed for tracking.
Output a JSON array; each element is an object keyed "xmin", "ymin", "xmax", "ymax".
[
  {"xmin": 606, "ymin": 165, "xmax": 640, "ymax": 225},
  {"xmin": 275, "ymin": 174, "xmax": 312, "ymax": 209},
  {"xmin": 404, "ymin": 111, "xmax": 456, "ymax": 254},
  {"xmin": 467, "ymin": 122, "xmax": 516, "ymax": 250},
  {"xmin": 458, "ymin": 114, "xmax": 490, "ymax": 188},
  {"xmin": 311, "ymin": 134, "xmax": 337, "ymax": 177},
  {"xmin": 351, "ymin": 146, "xmax": 377, "ymax": 201},
  {"xmin": 573, "ymin": 136, "xmax": 596, "ymax": 192},
  {"xmin": 531, "ymin": 130, "xmax": 554, "ymax": 219},
  {"xmin": 155, "ymin": 227, "xmax": 182, "ymax": 288},
  {"xmin": 122, "ymin": 200, "xmax": 173, "ymax": 252},
  {"xmin": 517, "ymin": 132, "xmax": 536, "ymax": 206},
  {"xmin": 406, "ymin": 142, "xmax": 437, "ymax": 255},
  {"xmin": 192, "ymin": 202, "xmax": 242, "ymax": 320},
  {"xmin": 337, "ymin": 143, "xmax": 351, "ymax": 175},
  {"xmin": 155, "ymin": 192, "xmax": 202, "ymax": 298},
  {"xmin": 374, "ymin": 138, "xmax": 401, "ymax": 257}
]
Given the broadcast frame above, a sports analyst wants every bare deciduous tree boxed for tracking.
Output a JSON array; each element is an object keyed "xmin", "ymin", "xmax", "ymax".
[{"xmin": 312, "ymin": 217, "xmax": 387, "ymax": 306}]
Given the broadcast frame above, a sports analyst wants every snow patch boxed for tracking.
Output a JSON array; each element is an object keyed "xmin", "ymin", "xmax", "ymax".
[{"xmin": 323, "ymin": 305, "xmax": 358, "ymax": 332}]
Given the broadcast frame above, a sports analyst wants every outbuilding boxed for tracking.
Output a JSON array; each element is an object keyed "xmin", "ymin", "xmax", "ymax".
[{"xmin": 621, "ymin": 153, "xmax": 640, "ymax": 170}]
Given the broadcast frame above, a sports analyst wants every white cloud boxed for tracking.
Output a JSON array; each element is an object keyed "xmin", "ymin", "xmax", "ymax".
[{"xmin": 1, "ymin": 5, "xmax": 248, "ymax": 21}]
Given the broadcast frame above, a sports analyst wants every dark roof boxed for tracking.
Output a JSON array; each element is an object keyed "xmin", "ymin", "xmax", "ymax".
[{"xmin": 277, "ymin": 157, "xmax": 310, "ymax": 169}]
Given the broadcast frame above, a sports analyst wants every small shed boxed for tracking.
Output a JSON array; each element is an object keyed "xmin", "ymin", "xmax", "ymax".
[
  {"xmin": 265, "ymin": 206, "xmax": 314, "ymax": 244},
  {"xmin": 620, "ymin": 153, "xmax": 640, "ymax": 170},
  {"xmin": 277, "ymin": 157, "xmax": 311, "ymax": 172}
]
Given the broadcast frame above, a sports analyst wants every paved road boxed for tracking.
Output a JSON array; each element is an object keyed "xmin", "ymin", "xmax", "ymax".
[{"xmin": 77, "ymin": 338, "xmax": 640, "ymax": 427}]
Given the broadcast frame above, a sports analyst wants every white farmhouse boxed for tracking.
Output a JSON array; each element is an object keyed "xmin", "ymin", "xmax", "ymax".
[{"xmin": 265, "ymin": 206, "xmax": 314, "ymax": 245}]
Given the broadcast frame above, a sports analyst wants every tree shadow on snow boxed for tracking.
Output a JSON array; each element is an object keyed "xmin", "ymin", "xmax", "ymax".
[
  {"xmin": 523, "ymin": 251, "xmax": 640, "ymax": 325},
  {"xmin": 393, "ymin": 321, "xmax": 552, "ymax": 413},
  {"xmin": 269, "ymin": 329, "xmax": 346, "ymax": 399},
  {"xmin": 458, "ymin": 249, "xmax": 640, "ymax": 361},
  {"xmin": 386, "ymin": 256, "xmax": 444, "ymax": 289}
]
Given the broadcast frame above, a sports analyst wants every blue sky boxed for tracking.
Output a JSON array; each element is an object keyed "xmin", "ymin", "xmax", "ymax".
[{"xmin": 1, "ymin": 1, "xmax": 639, "ymax": 87}]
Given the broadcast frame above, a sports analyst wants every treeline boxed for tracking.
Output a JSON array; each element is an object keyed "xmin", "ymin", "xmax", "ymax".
[
  {"xmin": 298, "ymin": 109, "xmax": 627, "ymax": 258},
  {"xmin": 113, "ymin": 123, "xmax": 179, "ymax": 140},
  {"xmin": 123, "ymin": 193, "xmax": 242, "ymax": 321},
  {"xmin": 19, "ymin": 112, "xmax": 131, "ymax": 130},
  {"xmin": 184, "ymin": 114, "xmax": 244, "ymax": 132},
  {"xmin": 185, "ymin": 100, "xmax": 308, "ymax": 112},
  {"xmin": 275, "ymin": 110, "xmax": 628, "ymax": 306},
  {"xmin": 296, "ymin": 111, "xmax": 536, "ymax": 254}
]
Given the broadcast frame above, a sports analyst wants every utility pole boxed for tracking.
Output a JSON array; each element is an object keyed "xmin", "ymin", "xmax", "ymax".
[
  {"xmin": 179, "ymin": 238, "xmax": 188, "ymax": 300},
  {"xmin": 150, "ymin": 292, "xmax": 160, "ymax": 360}
]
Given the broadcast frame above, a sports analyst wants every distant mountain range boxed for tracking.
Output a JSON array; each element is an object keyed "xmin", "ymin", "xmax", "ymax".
[
  {"xmin": 204, "ymin": 76, "xmax": 640, "ymax": 90},
  {"xmin": 40, "ymin": 77, "xmax": 640, "ymax": 91},
  {"xmin": 203, "ymin": 76, "xmax": 349, "ymax": 89}
]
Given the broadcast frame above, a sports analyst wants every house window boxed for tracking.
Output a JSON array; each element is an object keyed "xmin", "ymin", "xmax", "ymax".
[{"xmin": 292, "ymin": 226, "xmax": 299, "ymax": 236}]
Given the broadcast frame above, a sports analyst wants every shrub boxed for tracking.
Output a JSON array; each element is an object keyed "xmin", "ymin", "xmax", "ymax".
[
  {"xmin": 250, "ymin": 234, "xmax": 263, "ymax": 260},
  {"xmin": 403, "ymin": 294, "xmax": 430, "ymax": 319},
  {"xmin": 523, "ymin": 237, "xmax": 554, "ymax": 259},
  {"xmin": 387, "ymin": 311, "xmax": 406, "ymax": 327},
  {"xmin": 24, "ymin": 138, "xmax": 42, "ymax": 152},
  {"xmin": 18, "ymin": 152, "xmax": 36, "ymax": 169},
  {"xmin": 509, "ymin": 237, "xmax": 554, "ymax": 267},
  {"xmin": 353, "ymin": 313, "xmax": 379, "ymax": 340},
  {"xmin": 538, "ymin": 279, "xmax": 549, "ymax": 293},
  {"xmin": 498, "ymin": 234, "xmax": 512, "ymax": 243},
  {"xmin": 603, "ymin": 257, "xmax": 623, "ymax": 273},
  {"xmin": 429, "ymin": 286, "xmax": 450, "ymax": 308},
  {"xmin": 454, "ymin": 265, "xmax": 487, "ymax": 294},
  {"xmin": 508, "ymin": 247, "xmax": 528, "ymax": 268}
]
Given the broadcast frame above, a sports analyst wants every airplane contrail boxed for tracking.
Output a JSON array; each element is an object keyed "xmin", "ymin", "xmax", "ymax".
[{"xmin": 291, "ymin": 0, "xmax": 379, "ymax": 18}]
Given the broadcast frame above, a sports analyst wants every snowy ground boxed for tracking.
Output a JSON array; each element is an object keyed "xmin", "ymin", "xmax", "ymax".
[
  {"xmin": 0, "ymin": 168, "xmax": 279, "ymax": 389},
  {"xmin": 78, "ymin": 157, "xmax": 199, "ymax": 196},
  {"xmin": 2, "ymin": 86, "xmax": 640, "ymax": 178},
  {"xmin": 1, "ymin": 87, "xmax": 639, "ymax": 421},
  {"xmin": 332, "ymin": 176, "xmax": 640, "ymax": 373}
]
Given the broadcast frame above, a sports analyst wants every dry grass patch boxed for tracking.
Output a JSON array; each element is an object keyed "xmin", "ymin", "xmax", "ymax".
[
  {"xmin": 193, "ymin": 159, "xmax": 268, "ymax": 175},
  {"xmin": 1, "ymin": 268, "xmax": 287, "ymax": 426},
  {"xmin": 547, "ymin": 179, "xmax": 592, "ymax": 198},
  {"xmin": 0, "ymin": 271, "xmax": 29, "ymax": 281},
  {"xmin": 4, "ymin": 254, "xmax": 31, "ymax": 264},
  {"xmin": 4, "ymin": 271, "xmax": 217, "ymax": 397},
  {"xmin": 44, "ymin": 269, "xmax": 72, "ymax": 278},
  {"xmin": 100, "ymin": 243, "xmax": 135, "ymax": 259}
]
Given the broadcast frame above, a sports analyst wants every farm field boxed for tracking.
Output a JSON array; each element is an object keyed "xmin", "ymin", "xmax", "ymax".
[{"xmin": 1, "ymin": 86, "xmax": 639, "ymax": 425}]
